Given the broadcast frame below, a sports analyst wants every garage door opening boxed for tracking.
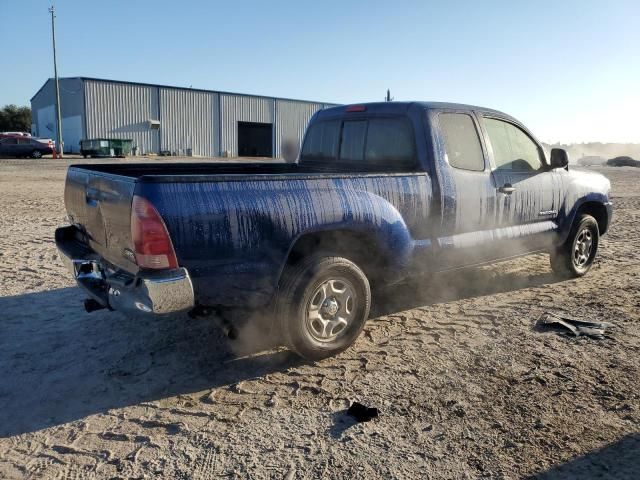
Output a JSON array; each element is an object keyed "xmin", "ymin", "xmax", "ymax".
[{"xmin": 238, "ymin": 122, "xmax": 273, "ymax": 157}]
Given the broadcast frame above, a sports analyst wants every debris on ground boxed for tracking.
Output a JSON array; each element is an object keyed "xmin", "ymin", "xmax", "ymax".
[
  {"xmin": 347, "ymin": 402, "xmax": 379, "ymax": 422},
  {"xmin": 536, "ymin": 312, "xmax": 612, "ymax": 339}
]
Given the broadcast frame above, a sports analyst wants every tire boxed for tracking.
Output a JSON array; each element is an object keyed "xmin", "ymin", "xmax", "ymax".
[
  {"xmin": 550, "ymin": 214, "xmax": 599, "ymax": 278},
  {"xmin": 31, "ymin": 150, "xmax": 42, "ymax": 159},
  {"xmin": 276, "ymin": 255, "xmax": 371, "ymax": 361}
]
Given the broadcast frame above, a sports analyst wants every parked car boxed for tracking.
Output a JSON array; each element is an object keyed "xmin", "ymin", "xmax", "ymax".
[
  {"xmin": 0, "ymin": 131, "xmax": 31, "ymax": 138},
  {"xmin": 0, "ymin": 136, "xmax": 54, "ymax": 158},
  {"xmin": 55, "ymin": 101, "xmax": 612, "ymax": 360},
  {"xmin": 577, "ymin": 156, "xmax": 607, "ymax": 166},
  {"xmin": 607, "ymin": 156, "xmax": 640, "ymax": 167}
]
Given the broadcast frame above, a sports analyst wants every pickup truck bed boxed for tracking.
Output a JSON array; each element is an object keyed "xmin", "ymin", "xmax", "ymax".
[
  {"xmin": 61, "ymin": 161, "xmax": 432, "ymax": 306},
  {"xmin": 56, "ymin": 101, "xmax": 612, "ymax": 360},
  {"xmin": 74, "ymin": 162, "xmax": 301, "ymax": 177},
  {"xmin": 72, "ymin": 157, "xmax": 417, "ymax": 177}
]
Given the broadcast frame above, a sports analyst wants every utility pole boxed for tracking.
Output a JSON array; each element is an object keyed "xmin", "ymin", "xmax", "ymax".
[
  {"xmin": 49, "ymin": 4, "xmax": 63, "ymax": 158},
  {"xmin": 385, "ymin": 89, "xmax": 393, "ymax": 102}
]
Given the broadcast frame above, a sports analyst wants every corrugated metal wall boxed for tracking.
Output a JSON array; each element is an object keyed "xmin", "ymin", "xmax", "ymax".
[
  {"xmin": 84, "ymin": 80, "xmax": 160, "ymax": 154},
  {"xmin": 30, "ymin": 78, "xmax": 85, "ymax": 152},
  {"xmin": 31, "ymin": 77, "xmax": 335, "ymax": 157},
  {"xmin": 159, "ymin": 89, "xmax": 219, "ymax": 156},
  {"xmin": 274, "ymin": 99, "xmax": 324, "ymax": 158},
  {"xmin": 219, "ymin": 94, "xmax": 274, "ymax": 157}
]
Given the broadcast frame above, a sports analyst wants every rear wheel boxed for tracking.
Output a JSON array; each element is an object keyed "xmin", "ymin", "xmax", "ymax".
[
  {"xmin": 550, "ymin": 214, "xmax": 599, "ymax": 278},
  {"xmin": 277, "ymin": 255, "xmax": 371, "ymax": 361},
  {"xmin": 31, "ymin": 150, "xmax": 42, "ymax": 159}
]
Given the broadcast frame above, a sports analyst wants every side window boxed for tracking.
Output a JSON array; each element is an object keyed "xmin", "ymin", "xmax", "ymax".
[
  {"xmin": 484, "ymin": 118, "xmax": 543, "ymax": 171},
  {"xmin": 340, "ymin": 120, "xmax": 367, "ymax": 161},
  {"xmin": 3, "ymin": 138, "xmax": 17, "ymax": 145},
  {"xmin": 18, "ymin": 138, "xmax": 31, "ymax": 145},
  {"xmin": 439, "ymin": 113, "xmax": 485, "ymax": 171},
  {"xmin": 300, "ymin": 120, "xmax": 340, "ymax": 161},
  {"xmin": 365, "ymin": 118, "xmax": 415, "ymax": 164}
]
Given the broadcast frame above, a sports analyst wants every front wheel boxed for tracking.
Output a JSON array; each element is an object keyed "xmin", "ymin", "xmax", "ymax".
[
  {"xmin": 550, "ymin": 214, "xmax": 599, "ymax": 278},
  {"xmin": 276, "ymin": 255, "xmax": 371, "ymax": 361},
  {"xmin": 31, "ymin": 150, "xmax": 43, "ymax": 159}
]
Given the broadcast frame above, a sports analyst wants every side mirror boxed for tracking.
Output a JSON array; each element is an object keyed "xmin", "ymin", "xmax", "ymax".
[{"xmin": 550, "ymin": 148, "xmax": 569, "ymax": 169}]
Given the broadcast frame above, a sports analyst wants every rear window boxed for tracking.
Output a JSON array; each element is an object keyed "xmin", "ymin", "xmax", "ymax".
[
  {"xmin": 365, "ymin": 118, "xmax": 415, "ymax": 164},
  {"xmin": 300, "ymin": 120, "xmax": 340, "ymax": 161},
  {"xmin": 340, "ymin": 120, "xmax": 367, "ymax": 161},
  {"xmin": 301, "ymin": 116, "xmax": 416, "ymax": 169}
]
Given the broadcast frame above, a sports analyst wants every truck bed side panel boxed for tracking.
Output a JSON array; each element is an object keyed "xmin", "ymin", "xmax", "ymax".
[{"xmin": 139, "ymin": 174, "xmax": 433, "ymax": 306}]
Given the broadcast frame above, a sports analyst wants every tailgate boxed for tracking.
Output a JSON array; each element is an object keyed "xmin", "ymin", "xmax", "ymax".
[{"xmin": 64, "ymin": 167, "xmax": 138, "ymax": 273}]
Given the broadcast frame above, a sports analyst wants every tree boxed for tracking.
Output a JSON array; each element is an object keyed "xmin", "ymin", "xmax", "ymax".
[{"xmin": 0, "ymin": 105, "xmax": 32, "ymax": 132}]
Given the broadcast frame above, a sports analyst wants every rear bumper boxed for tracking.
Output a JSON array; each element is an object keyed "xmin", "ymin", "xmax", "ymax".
[{"xmin": 55, "ymin": 226, "xmax": 194, "ymax": 315}]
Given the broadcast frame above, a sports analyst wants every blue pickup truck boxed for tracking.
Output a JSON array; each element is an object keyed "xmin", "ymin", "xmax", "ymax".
[{"xmin": 56, "ymin": 101, "xmax": 612, "ymax": 359}]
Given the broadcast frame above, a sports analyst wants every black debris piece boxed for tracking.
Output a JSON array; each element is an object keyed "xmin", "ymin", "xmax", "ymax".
[
  {"xmin": 347, "ymin": 402, "xmax": 379, "ymax": 422},
  {"xmin": 537, "ymin": 312, "xmax": 612, "ymax": 339}
]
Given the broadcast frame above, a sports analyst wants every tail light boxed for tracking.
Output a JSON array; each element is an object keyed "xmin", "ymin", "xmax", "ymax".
[{"xmin": 131, "ymin": 195, "xmax": 178, "ymax": 269}]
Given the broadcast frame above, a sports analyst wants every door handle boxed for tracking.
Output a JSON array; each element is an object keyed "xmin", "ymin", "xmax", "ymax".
[{"xmin": 498, "ymin": 184, "xmax": 516, "ymax": 194}]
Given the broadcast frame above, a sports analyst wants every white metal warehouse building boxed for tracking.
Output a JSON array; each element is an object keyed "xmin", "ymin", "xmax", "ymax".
[{"xmin": 30, "ymin": 77, "xmax": 335, "ymax": 156}]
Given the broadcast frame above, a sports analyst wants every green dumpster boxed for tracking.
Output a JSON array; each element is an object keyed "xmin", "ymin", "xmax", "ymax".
[{"xmin": 80, "ymin": 138, "xmax": 133, "ymax": 158}]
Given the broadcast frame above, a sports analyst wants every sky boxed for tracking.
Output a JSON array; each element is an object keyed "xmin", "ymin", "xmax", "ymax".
[{"xmin": 1, "ymin": 0, "xmax": 638, "ymax": 144}]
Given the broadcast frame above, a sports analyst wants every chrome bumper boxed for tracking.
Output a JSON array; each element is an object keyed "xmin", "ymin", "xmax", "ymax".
[
  {"xmin": 57, "ymin": 229, "xmax": 194, "ymax": 315},
  {"xmin": 108, "ymin": 266, "xmax": 195, "ymax": 315}
]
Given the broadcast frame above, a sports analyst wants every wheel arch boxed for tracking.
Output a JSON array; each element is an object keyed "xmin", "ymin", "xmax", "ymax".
[
  {"xmin": 559, "ymin": 196, "xmax": 610, "ymax": 244},
  {"xmin": 279, "ymin": 227, "xmax": 408, "ymax": 289},
  {"xmin": 576, "ymin": 201, "xmax": 609, "ymax": 234}
]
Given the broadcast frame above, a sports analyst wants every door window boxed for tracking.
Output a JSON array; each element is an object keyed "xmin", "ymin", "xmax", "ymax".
[
  {"xmin": 439, "ymin": 113, "xmax": 485, "ymax": 171},
  {"xmin": 484, "ymin": 118, "xmax": 543, "ymax": 171}
]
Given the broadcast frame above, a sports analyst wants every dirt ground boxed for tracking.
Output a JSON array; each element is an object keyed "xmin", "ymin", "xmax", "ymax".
[{"xmin": 0, "ymin": 158, "xmax": 638, "ymax": 479}]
